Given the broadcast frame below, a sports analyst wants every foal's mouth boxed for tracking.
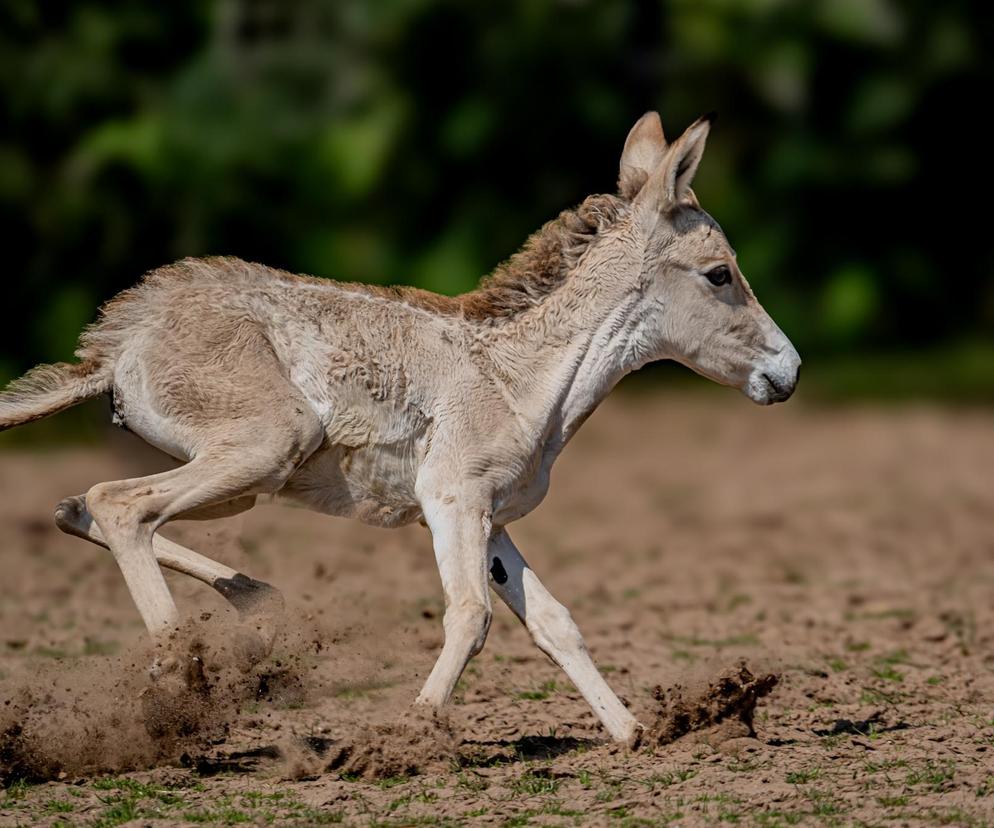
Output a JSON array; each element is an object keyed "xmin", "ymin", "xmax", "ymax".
[
  {"xmin": 743, "ymin": 367, "xmax": 798, "ymax": 405},
  {"xmin": 760, "ymin": 372, "xmax": 795, "ymax": 403}
]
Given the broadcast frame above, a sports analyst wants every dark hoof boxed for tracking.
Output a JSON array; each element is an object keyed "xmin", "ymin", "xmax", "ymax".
[
  {"xmin": 213, "ymin": 573, "xmax": 284, "ymax": 618},
  {"xmin": 54, "ymin": 495, "xmax": 87, "ymax": 535}
]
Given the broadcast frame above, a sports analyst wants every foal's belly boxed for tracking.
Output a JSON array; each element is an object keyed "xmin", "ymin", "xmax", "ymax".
[
  {"xmin": 280, "ymin": 429, "xmax": 555, "ymax": 530},
  {"xmin": 280, "ymin": 441, "xmax": 424, "ymax": 528}
]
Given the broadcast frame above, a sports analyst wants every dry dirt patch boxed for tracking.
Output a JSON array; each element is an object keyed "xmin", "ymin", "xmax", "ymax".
[{"xmin": 2, "ymin": 393, "xmax": 994, "ymax": 825}]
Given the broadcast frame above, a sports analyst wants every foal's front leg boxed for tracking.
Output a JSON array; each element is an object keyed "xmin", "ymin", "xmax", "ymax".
[
  {"xmin": 488, "ymin": 530, "xmax": 643, "ymax": 746},
  {"xmin": 414, "ymin": 488, "xmax": 493, "ymax": 707}
]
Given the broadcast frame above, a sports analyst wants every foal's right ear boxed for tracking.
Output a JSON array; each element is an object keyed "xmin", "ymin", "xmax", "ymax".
[
  {"xmin": 634, "ymin": 112, "xmax": 714, "ymax": 215},
  {"xmin": 618, "ymin": 111, "xmax": 667, "ymax": 200}
]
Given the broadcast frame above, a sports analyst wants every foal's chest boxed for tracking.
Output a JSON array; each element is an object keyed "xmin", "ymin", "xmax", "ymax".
[{"xmin": 493, "ymin": 441, "xmax": 557, "ymax": 526}]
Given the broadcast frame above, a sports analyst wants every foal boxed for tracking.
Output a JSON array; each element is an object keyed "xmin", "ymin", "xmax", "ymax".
[{"xmin": 0, "ymin": 112, "xmax": 800, "ymax": 745}]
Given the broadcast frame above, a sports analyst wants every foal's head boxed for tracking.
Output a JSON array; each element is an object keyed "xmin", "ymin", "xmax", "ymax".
[{"xmin": 617, "ymin": 112, "xmax": 801, "ymax": 405}]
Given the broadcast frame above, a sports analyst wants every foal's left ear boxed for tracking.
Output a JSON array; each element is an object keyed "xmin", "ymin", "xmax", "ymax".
[
  {"xmin": 618, "ymin": 111, "xmax": 667, "ymax": 199},
  {"xmin": 636, "ymin": 112, "xmax": 715, "ymax": 213}
]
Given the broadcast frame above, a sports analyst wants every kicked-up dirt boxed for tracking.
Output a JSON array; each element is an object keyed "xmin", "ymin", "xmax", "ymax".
[{"xmin": 1, "ymin": 389, "xmax": 993, "ymax": 825}]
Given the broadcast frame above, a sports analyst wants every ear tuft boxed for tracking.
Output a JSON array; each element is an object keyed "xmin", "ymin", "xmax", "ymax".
[
  {"xmin": 618, "ymin": 111, "xmax": 667, "ymax": 200},
  {"xmin": 702, "ymin": 110, "xmax": 718, "ymax": 125}
]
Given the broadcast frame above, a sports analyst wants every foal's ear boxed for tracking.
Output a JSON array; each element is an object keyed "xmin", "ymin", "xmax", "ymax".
[
  {"xmin": 618, "ymin": 111, "xmax": 667, "ymax": 199},
  {"xmin": 636, "ymin": 112, "xmax": 715, "ymax": 212}
]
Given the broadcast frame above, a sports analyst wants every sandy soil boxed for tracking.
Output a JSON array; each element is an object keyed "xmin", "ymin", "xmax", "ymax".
[{"xmin": 1, "ymin": 390, "xmax": 993, "ymax": 826}]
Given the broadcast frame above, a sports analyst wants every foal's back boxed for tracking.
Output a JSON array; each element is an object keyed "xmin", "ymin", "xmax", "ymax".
[{"xmin": 90, "ymin": 258, "xmax": 490, "ymax": 514}]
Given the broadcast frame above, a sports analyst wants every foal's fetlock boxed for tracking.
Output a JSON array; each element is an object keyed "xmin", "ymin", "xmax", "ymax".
[
  {"xmin": 147, "ymin": 638, "xmax": 210, "ymax": 697},
  {"xmin": 147, "ymin": 653, "xmax": 178, "ymax": 681},
  {"xmin": 147, "ymin": 652, "xmax": 208, "ymax": 695}
]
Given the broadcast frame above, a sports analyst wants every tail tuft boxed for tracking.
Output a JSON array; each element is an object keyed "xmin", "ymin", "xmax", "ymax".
[{"xmin": 0, "ymin": 360, "xmax": 111, "ymax": 432}]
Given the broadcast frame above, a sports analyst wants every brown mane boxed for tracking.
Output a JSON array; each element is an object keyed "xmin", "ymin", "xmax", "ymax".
[
  {"xmin": 320, "ymin": 192, "xmax": 628, "ymax": 321},
  {"xmin": 459, "ymin": 193, "xmax": 627, "ymax": 320}
]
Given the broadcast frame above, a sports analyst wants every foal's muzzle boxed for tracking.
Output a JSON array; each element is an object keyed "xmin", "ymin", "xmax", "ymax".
[{"xmin": 745, "ymin": 344, "xmax": 802, "ymax": 405}]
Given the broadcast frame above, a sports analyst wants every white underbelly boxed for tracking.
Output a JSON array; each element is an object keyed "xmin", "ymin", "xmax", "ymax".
[{"xmin": 280, "ymin": 441, "xmax": 423, "ymax": 528}]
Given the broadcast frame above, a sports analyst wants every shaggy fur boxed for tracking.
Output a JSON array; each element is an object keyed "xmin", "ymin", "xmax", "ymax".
[{"xmin": 465, "ymin": 194, "xmax": 627, "ymax": 319}]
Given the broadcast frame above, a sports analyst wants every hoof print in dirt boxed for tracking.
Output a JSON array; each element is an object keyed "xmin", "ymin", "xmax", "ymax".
[
  {"xmin": 646, "ymin": 660, "xmax": 779, "ymax": 749},
  {"xmin": 324, "ymin": 710, "xmax": 457, "ymax": 780}
]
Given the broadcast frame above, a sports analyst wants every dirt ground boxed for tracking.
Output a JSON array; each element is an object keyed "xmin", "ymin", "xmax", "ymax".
[{"xmin": 1, "ymin": 390, "xmax": 993, "ymax": 826}]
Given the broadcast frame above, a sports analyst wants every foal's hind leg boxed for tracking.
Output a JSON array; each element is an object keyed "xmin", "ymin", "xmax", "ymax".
[
  {"xmin": 86, "ymin": 317, "xmax": 324, "ymax": 634},
  {"xmin": 81, "ymin": 418, "xmax": 322, "ymax": 635},
  {"xmin": 55, "ymin": 494, "xmax": 281, "ymax": 618}
]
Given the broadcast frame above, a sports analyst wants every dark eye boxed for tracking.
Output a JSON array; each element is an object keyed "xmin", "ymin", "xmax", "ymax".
[{"xmin": 706, "ymin": 265, "xmax": 731, "ymax": 287}]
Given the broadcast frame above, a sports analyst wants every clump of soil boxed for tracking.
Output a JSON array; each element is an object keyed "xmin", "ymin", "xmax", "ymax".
[
  {"xmin": 323, "ymin": 708, "xmax": 457, "ymax": 780},
  {"xmin": 645, "ymin": 661, "xmax": 779, "ymax": 748}
]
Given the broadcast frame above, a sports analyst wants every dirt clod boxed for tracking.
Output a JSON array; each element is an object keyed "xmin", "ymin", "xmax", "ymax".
[{"xmin": 646, "ymin": 661, "xmax": 779, "ymax": 748}]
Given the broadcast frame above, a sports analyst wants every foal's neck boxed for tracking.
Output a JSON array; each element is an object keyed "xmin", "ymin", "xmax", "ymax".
[{"xmin": 485, "ymin": 222, "xmax": 648, "ymax": 453}]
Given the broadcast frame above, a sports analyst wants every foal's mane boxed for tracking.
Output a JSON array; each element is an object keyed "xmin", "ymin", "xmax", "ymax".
[
  {"xmin": 458, "ymin": 193, "xmax": 627, "ymax": 320},
  {"xmin": 293, "ymin": 191, "xmax": 628, "ymax": 321}
]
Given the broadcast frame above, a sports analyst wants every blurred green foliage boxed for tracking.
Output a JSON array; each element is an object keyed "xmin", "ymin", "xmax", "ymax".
[{"xmin": 1, "ymin": 0, "xmax": 992, "ymax": 391}]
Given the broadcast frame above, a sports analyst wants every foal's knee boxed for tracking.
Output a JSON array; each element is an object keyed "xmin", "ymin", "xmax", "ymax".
[{"xmin": 444, "ymin": 600, "xmax": 492, "ymax": 657}]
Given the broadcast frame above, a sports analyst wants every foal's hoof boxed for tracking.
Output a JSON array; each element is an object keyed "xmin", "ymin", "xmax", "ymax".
[
  {"xmin": 212, "ymin": 573, "xmax": 284, "ymax": 668},
  {"xmin": 140, "ymin": 654, "xmax": 210, "ymax": 741},
  {"xmin": 627, "ymin": 722, "xmax": 647, "ymax": 751},
  {"xmin": 54, "ymin": 496, "xmax": 87, "ymax": 536},
  {"xmin": 213, "ymin": 573, "xmax": 284, "ymax": 618}
]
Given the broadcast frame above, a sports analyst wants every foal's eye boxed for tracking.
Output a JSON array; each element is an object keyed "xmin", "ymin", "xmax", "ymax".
[{"xmin": 706, "ymin": 265, "xmax": 732, "ymax": 287}]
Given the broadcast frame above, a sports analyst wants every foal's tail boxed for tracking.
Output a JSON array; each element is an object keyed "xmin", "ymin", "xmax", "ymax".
[{"xmin": 0, "ymin": 360, "xmax": 112, "ymax": 432}]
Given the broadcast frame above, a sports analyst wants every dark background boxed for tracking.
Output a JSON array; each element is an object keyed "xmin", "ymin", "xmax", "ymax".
[{"xmin": 2, "ymin": 0, "xmax": 992, "ymax": 400}]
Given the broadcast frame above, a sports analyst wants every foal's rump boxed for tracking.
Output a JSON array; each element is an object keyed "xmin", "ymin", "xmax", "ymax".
[
  {"xmin": 107, "ymin": 306, "xmax": 322, "ymax": 467},
  {"xmin": 0, "ymin": 258, "xmax": 257, "ymax": 435},
  {"xmin": 2, "ymin": 258, "xmax": 323, "ymax": 471}
]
